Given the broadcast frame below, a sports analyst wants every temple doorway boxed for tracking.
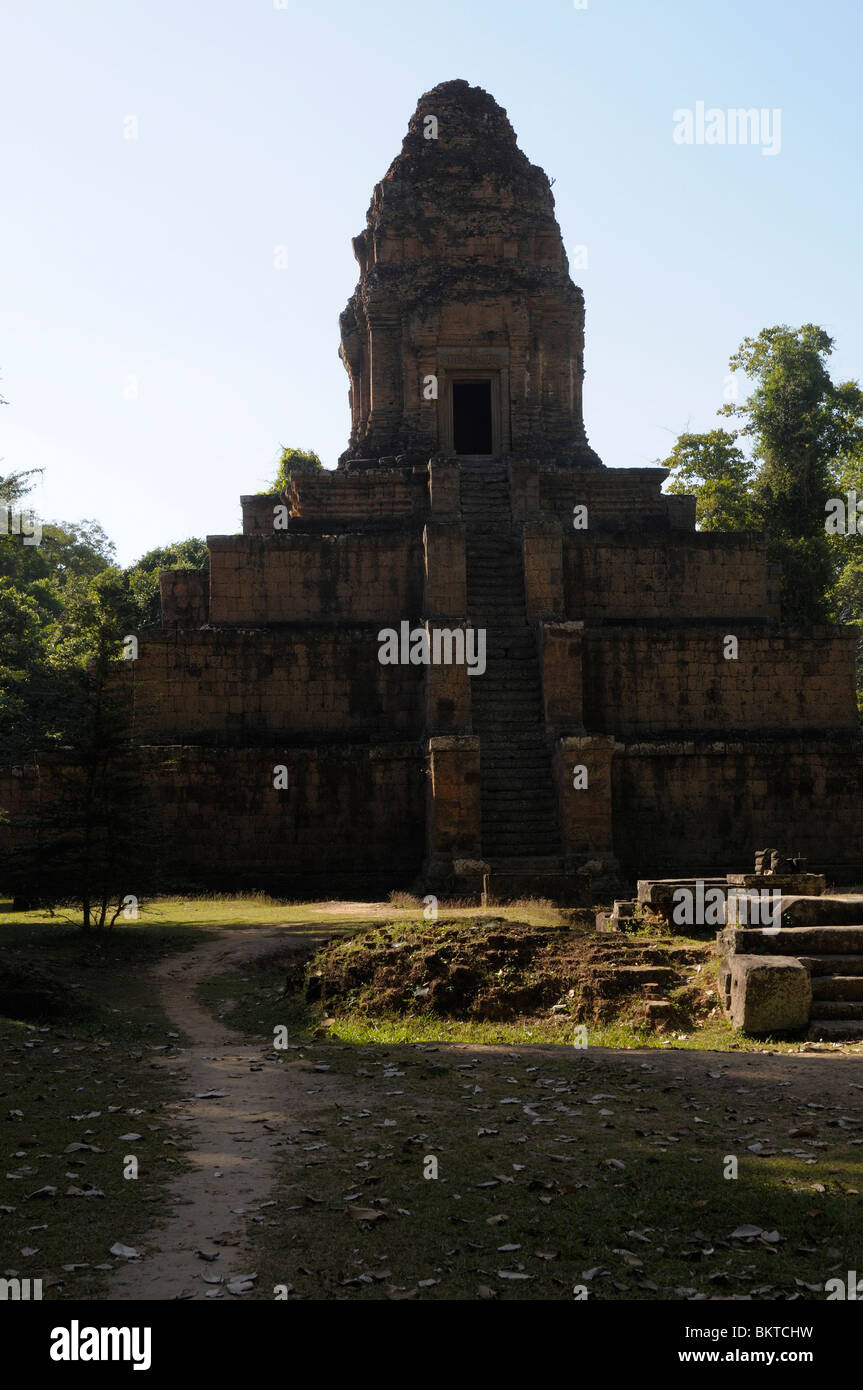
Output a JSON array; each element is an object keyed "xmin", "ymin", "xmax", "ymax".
[{"xmin": 452, "ymin": 379, "xmax": 493, "ymax": 455}]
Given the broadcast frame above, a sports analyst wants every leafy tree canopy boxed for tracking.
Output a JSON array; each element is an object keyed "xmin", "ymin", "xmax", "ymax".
[
  {"xmin": 124, "ymin": 537, "xmax": 209, "ymax": 626},
  {"xmin": 662, "ymin": 324, "xmax": 863, "ymax": 628}
]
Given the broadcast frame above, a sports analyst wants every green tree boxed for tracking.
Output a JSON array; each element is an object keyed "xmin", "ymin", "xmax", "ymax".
[
  {"xmin": 4, "ymin": 566, "xmax": 162, "ymax": 927},
  {"xmin": 124, "ymin": 538, "xmax": 209, "ymax": 627},
  {"xmin": 0, "ymin": 468, "xmax": 42, "ymax": 506},
  {"xmin": 829, "ymin": 447, "xmax": 863, "ymax": 715},
  {"xmin": 721, "ymin": 325, "xmax": 863, "ymax": 623},
  {"xmin": 662, "ymin": 325, "xmax": 863, "ymax": 627},
  {"xmin": 664, "ymin": 429, "xmax": 756, "ymax": 531}
]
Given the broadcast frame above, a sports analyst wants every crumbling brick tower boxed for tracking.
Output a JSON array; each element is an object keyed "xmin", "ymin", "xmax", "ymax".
[
  {"xmin": 337, "ymin": 80, "xmax": 600, "ymax": 471},
  {"xmin": 13, "ymin": 77, "xmax": 856, "ymax": 899}
]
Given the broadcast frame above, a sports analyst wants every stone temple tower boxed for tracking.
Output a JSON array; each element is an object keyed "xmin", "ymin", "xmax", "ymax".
[
  {"xmin": 338, "ymin": 79, "xmax": 602, "ymax": 469},
  {"xmin": 7, "ymin": 78, "xmax": 858, "ymax": 905}
]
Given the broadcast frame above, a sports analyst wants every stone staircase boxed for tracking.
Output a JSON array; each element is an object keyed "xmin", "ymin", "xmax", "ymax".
[
  {"xmin": 459, "ymin": 460, "xmax": 562, "ymax": 866},
  {"xmin": 721, "ymin": 908, "xmax": 863, "ymax": 1039},
  {"xmin": 802, "ymin": 946, "xmax": 863, "ymax": 1038}
]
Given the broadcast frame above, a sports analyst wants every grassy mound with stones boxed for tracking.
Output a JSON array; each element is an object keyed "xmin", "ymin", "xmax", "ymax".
[{"xmin": 304, "ymin": 917, "xmax": 715, "ymax": 1033}]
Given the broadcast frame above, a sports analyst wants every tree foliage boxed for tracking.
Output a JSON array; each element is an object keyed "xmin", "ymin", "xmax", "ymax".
[
  {"xmin": 266, "ymin": 446, "xmax": 324, "ymax": 493},
  {"xmin": 0, "ymin": 507, "xmax": 184, "ymax": 922},
  {"xmin": 662, "ymin": 324, "xmax": 863, "ymax": 631},
  {"xmin": 124, "ymin": 537, "xmax": 209, "ymax": 627}
]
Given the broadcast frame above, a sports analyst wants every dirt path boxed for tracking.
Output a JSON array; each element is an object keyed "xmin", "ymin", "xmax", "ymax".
[
  {"xmin": 108, "ymin": 928, "xmax": 328, "ymax": 1301},
  {"xmin": 107, "ymin": 922, "xmax": 863, "ymax": 1300}
]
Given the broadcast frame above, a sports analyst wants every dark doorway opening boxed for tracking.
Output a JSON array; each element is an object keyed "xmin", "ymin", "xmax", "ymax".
[{"xmin": 452, "ymin": 380, "xmax": 493, "ymax": 454}]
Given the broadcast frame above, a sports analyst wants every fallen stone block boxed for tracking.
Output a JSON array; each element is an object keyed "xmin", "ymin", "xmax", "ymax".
[{"xmin": 727, "ymin": 954, "xmax": 811, "ymax": 1035}]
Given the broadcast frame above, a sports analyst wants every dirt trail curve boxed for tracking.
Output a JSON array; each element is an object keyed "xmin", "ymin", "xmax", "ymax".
[{"xmin": 108, "ymin": 927, "xmax": 327, "ymax": 1301}]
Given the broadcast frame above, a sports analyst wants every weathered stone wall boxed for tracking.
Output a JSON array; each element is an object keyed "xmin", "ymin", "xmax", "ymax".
[
  {"xmin": 127, "ymin": 629, "xmax": 424, "ymax": 742},
  {"xmin": 154, "ymin": 743, "xmax": 425, "ymax": 892},
  {"xmin": 580, "ymin": 628, "xmax": 857, "ymax": 735},
  {"xmin": 537, "ymin": 466, "xmax": 691, "ymax": 529},
  {"xmin": 613, "ymin": 738, "xmax": 863, "ymax": 879},
  {"xmin": 0, "ymin": 745, "xmax": 426, "ymax": 896},
  {"xmin": 159, "ymin": 569, "xmax": 210, "ymax": 628},
  {"xmin": 207, "ymin": 534, "xmax": 423, "ymax": 624},
  {"xmin": 289, "ymin": 468, "xmax": 428, "ymax": 524},
  {"xmin": 564, "ymin": 534, "xmax": 779, "ymax": 621}
]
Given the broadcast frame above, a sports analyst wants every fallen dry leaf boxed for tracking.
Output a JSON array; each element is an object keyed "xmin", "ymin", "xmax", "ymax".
[{"xmin": 348, "ymin": 1207, "xmax": 387, "ymax": 1224}]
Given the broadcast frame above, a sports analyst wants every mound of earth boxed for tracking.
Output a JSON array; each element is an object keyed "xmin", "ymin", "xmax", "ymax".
[{"xmin": 304, "ymin": 918, "xmax": 714, "ymax": 1028}]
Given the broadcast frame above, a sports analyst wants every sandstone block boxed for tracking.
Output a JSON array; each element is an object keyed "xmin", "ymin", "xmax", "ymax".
[{"xmin": 727, "ymin": 954, "xmax": 811, "ymax": 1034}]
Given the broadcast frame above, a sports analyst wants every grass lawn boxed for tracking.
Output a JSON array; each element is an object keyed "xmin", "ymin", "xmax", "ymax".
[{"xmin": 237, "ymin": 1040, "xmax": 863, "ymax": 1300}]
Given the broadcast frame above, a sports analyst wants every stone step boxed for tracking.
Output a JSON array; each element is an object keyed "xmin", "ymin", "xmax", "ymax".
[
  {"xmin": 799, "ymin": 954, "xmax": 863, "ymax": 976},
  {"xmin": 471, "ymin": 673, "xmax": 540, "ymax": 685},
  {"xmin": 486, "ymin": 855, "xmax": 565, "ymax": 871},
  {"xmin": 809, "ymin": 1000, "xmax": 863, "ymax": 1020},
  {"xmin": 486, "ymin": 734, "xmax": 552, "ymax": 744},
  {"xmin": 472, "ymin": 681, "xmax": 541, "ymax": 694},
  {"xmin": 481, "ymin": 760, "xmax": 555, "ymax": 772},
  {"xmin": 472, "ymin": 653, "xmax": 538, "ymax": 666},
  {"xmin": 471, "ymin": 645, "xmax": 536, "ymax": 657},
  {"xmin": 482, "ymin": 793, "xmax": 557, "ymax": 805},
  {"xmin": 482, "ymin": 797, "xmax": 556, "ymax": 808},
  {"xmin": 473, "ymin": 710, "xmax": 544, "ymax": 722},
  {"xmin": 482, "ymin": 750, "xmax": 555, "ymax": 759},
  {"xmin": 473, "ymin": 682, "xmax": 541, "ymax": 692},
  {"xmin": 481, "ymin": 765, "xmax": 555, "ymax": 777},
  {"xmin": 781, "ymin": 896, "xmax": 863, "ymax": 927},
  {"xmin": 467, "ymin": 593, "xmax": 526, "ymax": 602},
  {"xmin": 482, "ymin": 794, "xmax": 557, "ymax": 809},
  {"xmin": 475, "ymin": 712, "xmax": 543, "ymax": 722},
  {"xmin": 463, "ymin": 467, "xmax": 560, "ymax": 860},
  {"xmin": 472, "ymin": 698, "xmax": 541, "ymax": 710},
  {"xmin": 474, "ymin": 689, "xmax": 540, "ymax": 697},
  {"xmin": 471, "ymin": 596, "xmax": 523, "ymax": 608},
  {"xmin": 811, "ymin": 975, "xmax": 863, "ymax": 1001},
  {"xmin": 482, "ymin": 766, "xmax": 557, "ymax": 779},
  {"xmin": 481, "ymin": 777, "xmax": 556, "ymax": 789},
  {"xmin": 483, "ymin": 815, "xmax": 557, "ymax": 828},
  {"xmin": 467, "ymin": 602, "xmax": 527, "ymax": 611},
  {"xmin": 719, "ymin": 926, "xmax": 863, "ymax": 956},
  {"xmin": 482, "ymin": 773, "xmax": 557, "ymax": 787},
  {"xmin": 472, "ymin": 677, "xmax": 538, "ymax": 687},
  {"xmin": 475, "ymin": 719, "xmax": 544, "ymax": 730},
  {"xmin": 472, "ymin": 669, "xmax": 533, "ymax": 680},
  {"xmin": 484, "ymin": 834, "xmax": 560, "ymax": 848},
  {"xmin": 807, "ymin": 1019, "xmax": 863, "ymax": 1040},
  {"xmin": 485, "ymin": 827, "xmax": 558, "ymax": 840},
  {"xmin": 484, "ymin": 839, "xmax": 560, "ymax": 856}
]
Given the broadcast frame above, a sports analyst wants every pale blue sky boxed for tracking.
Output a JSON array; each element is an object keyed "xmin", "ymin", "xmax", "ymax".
[{"xmin": 2, "ymin": 0, "xmax": 861, "ymax": 565}]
